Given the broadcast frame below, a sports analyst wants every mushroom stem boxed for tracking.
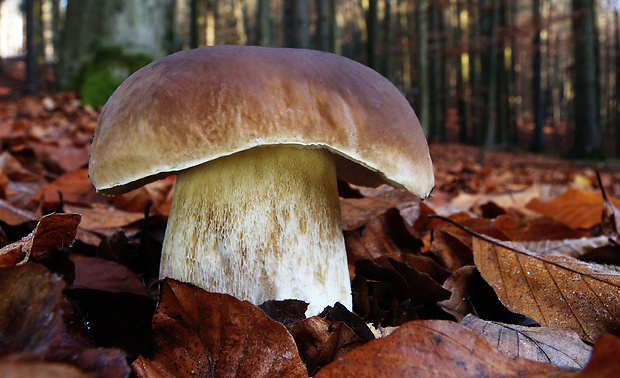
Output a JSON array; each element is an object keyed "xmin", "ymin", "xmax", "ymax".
[{"xmin": 160, "ymin": 145, "xmax": 352, "ymax": 315}]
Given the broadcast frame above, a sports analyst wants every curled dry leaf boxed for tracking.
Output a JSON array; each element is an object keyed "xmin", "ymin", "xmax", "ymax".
[
  {"xmin": 473, "ymin": 237, "xmax": 620, "ymax": 343},
  {"xmin": 314, "ymin": 319, "xmax": 569, "ymax": 377},
  {"xmin": 135, "ymin": 279, "xmax": 306, "ymax": 378},
  {"xmin": 0, "ymin": 213, "xmax": 80, "ymax": 266},
  {"xmin": 461, "ymin": 314, "xmax": 592, "ymax": 368}
]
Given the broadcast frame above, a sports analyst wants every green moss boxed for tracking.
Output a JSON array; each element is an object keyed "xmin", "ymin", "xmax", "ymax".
[{"xmin": 71, "ymin": 46, "xmax": 153, "ymax": 107}]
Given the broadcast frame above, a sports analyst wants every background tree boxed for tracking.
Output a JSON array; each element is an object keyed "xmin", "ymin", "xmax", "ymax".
[
  {"xmin": 571, "ymin": 0, "xmax": 601, "ymax": 157},
  {"xmin": 57, "ymin": 0, "xmax": 176, "ymax": 91}
]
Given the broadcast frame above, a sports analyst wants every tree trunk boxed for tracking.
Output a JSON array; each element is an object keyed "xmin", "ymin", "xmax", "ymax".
[
  {"xmin": 25, "ymin": 0, "xmax": 41, "ymax": 95},
  {"xmin": 285, "ymin": 0, "xmax": 309, "ymax": 48},
  {"xmin": 531, "ymin": 0, "xmax": 545, "ymax": 152},
  {"xmin": 317, "ymin": 0, "xmax": 329, "ymax": 51},
  {"xmin": 455, "ymin": 0, "xmax": 469, "ymax": 143},
  {"xmin": 483, "ymin": 0, "xmax": 500, "ymax": 149},
  {"xmin": 417, "ymin": 0, "xmax": 429, "ymax": 137},
  {"xmin": 257, "ymin": 0, "xmax": 271, "ymax": 46},
  {"xmin": 366, "ymin": 0, "xmax": 379, "ymax": 70},
  {"xmin": 328, "ymin": 0, "xmax": 339, "ymax": 54},
  {"xmin": 429, "ymin": 1, "xmax": 444, "ymax": 142},
  {"xmin": 571, "ymin": 0, "xmax": 601, "ymax": 157},
  {"xmin": 384, "ymin": 0, "xmax": 395, "ymax": 81},
  {"xmin": 57, "ymin": 0, "xmax": 176, "ymax": 90}
]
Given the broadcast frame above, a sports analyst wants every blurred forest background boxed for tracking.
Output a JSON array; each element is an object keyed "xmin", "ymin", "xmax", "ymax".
[{"xmin": 1, "ymin": 0, "xmax": 619, "ymax": 158}]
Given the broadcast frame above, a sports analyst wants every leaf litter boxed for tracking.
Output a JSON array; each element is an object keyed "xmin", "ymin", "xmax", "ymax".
[{"xmin": 2, "ymin": 94, "xmax": 620, "ymax": 375}]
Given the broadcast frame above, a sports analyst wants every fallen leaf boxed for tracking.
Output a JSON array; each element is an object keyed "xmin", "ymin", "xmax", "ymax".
[
  {"xmin": 287, "ymin": 316, "xmax": 365, "ymax": 375},
  {"xmin": 578, "ymin": 333, "xmax": 620, "ymax": 376},
  {"xmin": 314, "ymin": 319, "xmax": 570, "ymax": 377},
  {"xmin": 340, "ymin": 190, "xmax": 417, "ymax": 231},
  {"xmin": 135, "ymin": 279, "xmax": 306, "ymax": 377},
  {"xmin": 0, "ymin": 213, "xmax": 81, "ymax": 266},
  {"xmin": 473, "ymin": 236, "xmax": 620, "ymax": 343},
  {"xmin": 72, "ymin": 257, "xmax": 149, "ymax": 297},
  {"xmin": 461, "ymin": 314, "xmax": 592, "ymax": 368},
  {"xmin": 0, "ymin": 263, "xmax": 64, "ymax": 355},
  {"xmin": 526, "ymin": 187, "xmax": 620, "ymax": 230},
  {"xmin": 344, "ymin": 208, "xmax": 422, "ymax": 262}
]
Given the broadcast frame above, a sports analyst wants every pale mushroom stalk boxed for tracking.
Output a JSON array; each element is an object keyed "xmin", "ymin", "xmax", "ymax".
[{"xmin": 160, "ymin": 146, "xmax": 351, "ymax": 314}]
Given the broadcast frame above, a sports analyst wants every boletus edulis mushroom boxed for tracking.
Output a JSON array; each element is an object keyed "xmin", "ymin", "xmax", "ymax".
[{"xmin": 88, "ymin": 45, "xmax": 434, "ymax": 315}]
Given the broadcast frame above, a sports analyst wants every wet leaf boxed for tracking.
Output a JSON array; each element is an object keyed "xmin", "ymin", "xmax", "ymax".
[
  {"xmin": 461, "ymin": 314, "xmax": 592, "ymax": 368},
  {"xmin": 314, "ymin": 319, "xmax": 569, "ymax": 377},
  {"xmin": 473, "ymin": 236, "xmax": 620, "ymax": 343},
  {"xmin": 136, "ymin": 279, "xmax": 306, "ymax": 378}
]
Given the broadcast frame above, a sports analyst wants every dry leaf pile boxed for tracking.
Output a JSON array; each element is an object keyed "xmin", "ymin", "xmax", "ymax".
[{"xmin": 1, "ymin": 94, "xmax": 620, "ymax": 376}]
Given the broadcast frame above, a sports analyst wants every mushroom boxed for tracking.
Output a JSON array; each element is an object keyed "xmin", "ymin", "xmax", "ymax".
[{"xmin": 88, "ymin": 45, "xmax": 433, "ymax": 315}]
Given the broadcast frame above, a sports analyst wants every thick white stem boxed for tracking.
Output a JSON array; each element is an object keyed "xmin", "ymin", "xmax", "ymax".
[{"xmin": 159, "ymin": 146, "xmax": 352, "ymax": 315}]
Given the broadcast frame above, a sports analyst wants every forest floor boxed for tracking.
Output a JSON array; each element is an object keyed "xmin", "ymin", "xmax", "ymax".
[{"xmin": 0, "ymin": 57, "xmax": 619, "ymax": 376}]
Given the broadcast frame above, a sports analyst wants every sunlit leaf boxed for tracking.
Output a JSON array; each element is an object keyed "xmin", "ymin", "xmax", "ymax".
[{"xmin": 473, "ymin": 236, "xmax": 620, "ymax": 343}]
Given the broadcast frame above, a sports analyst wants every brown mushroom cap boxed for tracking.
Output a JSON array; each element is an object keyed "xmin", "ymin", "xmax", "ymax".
[{"xmin": 89, "ymin": 45, "xmax": 433, "ymax": 197}]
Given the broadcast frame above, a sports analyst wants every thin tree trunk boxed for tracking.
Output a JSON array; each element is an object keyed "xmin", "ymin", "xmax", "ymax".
[
  {"xmin": 531, "ymin": 0, "xmax": 545, "ymax": 152},
  {"xmin": 430, "ymin": 1, "xmax": 444, "ymax": 142},
  {"xmin": 366, "ymin": 0, "xmax": 379, "ymax": 70},
  {"xmin": 399, "ymin": 0, "xmax": 411, "ymax": 96},
  {"xmin": 285, "ymin": 0, "xmax": 310, "ymax": 48},
  {"xmin": 455, "ymin": 0, "xmax": 469, "ymax": 143},
  {"xmin": 328, "ymin": 0, "xmax": 339, "ymax": 54},
  {"xmin": 572, "ymin": 0, "xmax": 601, "ymax": 157},
  {"xmin": 384, "ymin": 0, "xmax": 395, "ymax": 81},
  {"xmin": 257, "ymin": 0, "xmax": 271, "ymax": 46},
  {"xmin": 317, "ymin": 0, "xmax": 329, "ymax": 51},
  {"xmin": 417, "ymin": 0, "xmax": 429, "ymax": 136},
  {"xmin": 483, "ymin": 0, "xmax": 500, "ymax": 148},
  {"xmin": 616, "ymin": 6, "xmax": 620, "ymax": 155},
  {"xmin": 25, "ymin": 0, "xmax": 39, "ymax": 95}
]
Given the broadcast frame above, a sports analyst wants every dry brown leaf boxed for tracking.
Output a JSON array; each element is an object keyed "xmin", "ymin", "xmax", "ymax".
[
  {"xmin": 72, "ymin": 257, "xmax": 149, "ymax": 297},
  {"xmin": 287, "ymin": 316, "xmax": 366, "ymax": 375},
  {"xmin": 461, "ymin": 314, "xmax": 592, "ymax": 368},
  {"xmin": 578, "ymin": 333, "xmax": 620, "ymax": 376},
  {"xmin": 135, "ymin": 279, "xmax": 306, "ymax": 378},
  {"xmin": 344, "ymin": 208, "xmax": 421, "ymax": 263},
  {"xmin": 314, "ymin": 319, "xmax": 569, "ymax": 377},
  {"xmin": 0, "ymin": 263, "xmax": 65, "ymax": 355},
  {"xmin": 0, "ymin": 198, "xmax": 38, "ymax": 226},
  {"xmin": 65, "ymin": 204, "xmax": 145, "ymax": 230},
  {"xmin": 0, "ymin": 213, "xmax": 80, "ymax": 266},
  {"xmin": 473, "ymin": 237, "xmax": 620, "ymax": 343},
  {"xmin": 526, "ymin": 187, "xmax": 620, "ymax": 230},
  {"xmin": 340, "ymin": 190, "xmax": 417, "ymax": 231},
  {"xmin": 520, "ymin": 235, "xmax": 612, "ymax": 259}
]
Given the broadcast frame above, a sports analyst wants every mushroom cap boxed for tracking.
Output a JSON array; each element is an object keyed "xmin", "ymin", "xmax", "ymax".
[{"xmin": 89, "ymin": 45, "xmax": 434, "ymax": 197}]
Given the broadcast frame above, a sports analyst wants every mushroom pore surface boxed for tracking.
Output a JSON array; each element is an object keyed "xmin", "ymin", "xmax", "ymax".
[{"xmin": 160, "ymin": 145, "xmax": 351, "ymax": 315}]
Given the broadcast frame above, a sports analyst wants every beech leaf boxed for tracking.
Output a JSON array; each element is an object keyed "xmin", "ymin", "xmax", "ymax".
[
  {"xmin": 0, "ymin": 213, "xmax": 81, "ymax": 266},
  {"xmin": 135, "ymin": 279, "xmax": 306, "ymax": 377},
  {"xmin": 473, "ymin": 236, "xmax": 620, "ymax": 343},
  {"xmin": 314, "ymin": 319, "xmax": 569, "ymax": 377},
  {"xmin": 461, "ymin": 314, "xmax": 592, "ymax": 368}
]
